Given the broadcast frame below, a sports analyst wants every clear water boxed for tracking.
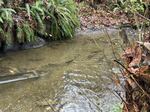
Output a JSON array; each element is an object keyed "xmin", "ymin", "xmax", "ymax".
[{"xmin": 0, "ymin": 29, "xmax": 122, "ymax": 112}]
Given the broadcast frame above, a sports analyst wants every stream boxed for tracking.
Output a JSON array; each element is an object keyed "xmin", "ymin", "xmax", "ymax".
[{"xmin": 0, "ymin": 28, "xmax": 133, "ymax": 112}]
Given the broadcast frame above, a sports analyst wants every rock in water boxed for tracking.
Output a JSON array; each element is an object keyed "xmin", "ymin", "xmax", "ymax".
[{"xmin": 5, "ymin": 37, "xmax": 46, "ymax": 51}]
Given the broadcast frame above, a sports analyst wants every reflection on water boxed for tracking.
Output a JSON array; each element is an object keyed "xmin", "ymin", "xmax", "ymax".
[{"xmin": 0, "ymin": 29, "xmax": 122, "ymax": 112}]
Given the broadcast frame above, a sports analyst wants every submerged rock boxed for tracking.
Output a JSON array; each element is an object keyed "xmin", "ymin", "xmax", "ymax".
[
  {"xmin": 21, "ymin": 37, "xmax": 46, "ymax": 50},
  {"xmin": 5, "ymin": 37, "xmax": 46, "ymax": 51}
]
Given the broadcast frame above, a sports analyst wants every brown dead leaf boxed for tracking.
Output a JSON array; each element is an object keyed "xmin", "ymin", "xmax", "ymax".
[
  {"xmin": 112, "ymin": 74, "xmax": 120, "ymax": 87},
  {"xmin": 128, "ymin": 67, "xmax": 139, "ymax": 74},
  {"xmin": 139, "ymin": 66, "xmax": 149, "ymax": 75},
  {"xmin": 129, "ymin": 45, "xmax": 142, "ymax": 67},
  {"xmin": 122, "ymin": 47, "xmax": 134, "ymax": 65}
]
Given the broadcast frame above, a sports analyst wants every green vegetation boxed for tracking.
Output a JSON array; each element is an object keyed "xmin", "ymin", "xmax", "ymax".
[
  {"xmin": 0, "ymin": 8, "xmax": 16, "ymax": 44},
  {"xmin": 113, "ymin": 0, "xmax": 150, "ymax": 28},
  {"xmin": 113, "ymin": 0, "xmax": 145, "ymax": 13},
  {"xmin": 112, "ymin": 103, "xmax": 123, "ymax": 112},
  {"xmin": 0, "ymin": 0, "xmax": 79, "ymax": 47}
]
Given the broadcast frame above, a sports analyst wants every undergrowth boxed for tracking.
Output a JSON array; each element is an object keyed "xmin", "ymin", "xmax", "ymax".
[{"xmin": 0, "ymin": 0, "xmax": 79, "ymax": 46}]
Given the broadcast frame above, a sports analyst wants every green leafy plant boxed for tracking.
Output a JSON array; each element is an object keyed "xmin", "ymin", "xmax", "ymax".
[
  {"xmin": 0, "ymin": 0, "xmax": 79, "ymax": 48},
  {"xmin": 0, "ymin": 8, "xmax": 16, "ymax": 44},
  {"xmin": 113, "ymin": 0, "xmax": 145, "ymax": 13},
  {"xmin": 0, "ymin": 8, "xmax": 15, "ymax": 25},
  {"xmin": 28, "ymin": 1, "xmax": 46, "ymax": 34},
  {"xmin": 112, "ymin": 103, "xmax": 123, "ymax": 112},
  {"xmin": 17, "ymin": 22, "xmax": 35, "ymax": 43},
  {"xmin": 128, "ymin": 0, "xmax": 145, "ymax": 13},
  {"xmin": 45, "ymin": 0, "xmax": 79, "ymax": 39},
  {"xmin": 25, "ymin": 0, "xmax": 79, "ymax": 40}
]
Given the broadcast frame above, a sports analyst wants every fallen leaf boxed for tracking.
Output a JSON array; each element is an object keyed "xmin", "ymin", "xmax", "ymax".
[
  {"xmin": 129, "ymin": 45, "xmax": 142, "ymax": 67},
  {"xmin": 112, "ymin": 74, "xmax": 120, "ymax": 87},
  {"xmin": 122, "ymin": 47, "xmax": 134, "ymax": 65}
]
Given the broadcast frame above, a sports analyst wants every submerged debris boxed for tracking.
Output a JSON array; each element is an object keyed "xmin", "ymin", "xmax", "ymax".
[{"xmin": 0, "ymin": 71, "xmax": 39, "ymax": 84}]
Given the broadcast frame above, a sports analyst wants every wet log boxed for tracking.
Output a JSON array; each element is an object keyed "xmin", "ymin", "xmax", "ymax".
[{"xmin": 0, "ymin": 71, "xmax": 39, "ymax": 84}]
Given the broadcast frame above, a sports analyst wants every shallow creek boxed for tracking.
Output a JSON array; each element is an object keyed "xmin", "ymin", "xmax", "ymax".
[{"xmin": 0, "ymin": 28, "xmax": 129, "ymax": 112}]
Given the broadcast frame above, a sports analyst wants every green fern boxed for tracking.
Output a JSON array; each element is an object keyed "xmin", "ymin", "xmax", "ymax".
[
  {"xmin": 0, "ymin": 7, "xmax": 15, "ymax": 44},
  {"xmin": 29, "ymin": 1, "xmax": 46, "ymax": 34},
  {"xmin": 45, "ymin": 0, "xmax": 79, "ymax": 39},
  {"xmin": 17, "ymin": 26, "xmax": 24, "ymax": 43},
  {"xmin": 22, "ymin": 22, "xmax": 35, "ymax": 42},
  {"xmin": 0, "ymin": 0, "xmax": 79, "ymax": 44},
  {"xmin": 24, "ymin": 0, "xmax": 79, "ymax": 40},
  {"xmin": 0, "ymin": 8, "xmax": 16, "ymax": 24}
]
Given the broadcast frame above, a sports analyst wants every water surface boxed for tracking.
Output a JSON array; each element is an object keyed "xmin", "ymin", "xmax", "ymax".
[{"xmin": 0, "ymin": 29, "xmax": 122, "ymax": 112}]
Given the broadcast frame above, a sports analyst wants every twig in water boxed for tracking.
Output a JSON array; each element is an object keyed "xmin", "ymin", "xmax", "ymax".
[
  {"xmin": 114, "ymin": 60, "xmax": 132, "ymax": 74},
  {"xmin": 113, "ymin": 90, "xmax": 128, "ymax": 107},
  {"xmin": 92, "ymin": 37, "xmax": 101, "ymax": 49},
  {"xmin": 37, "ymin": 94, "xmax": 56, "ymax": 112},
  {"xmin": 102, "ymin": 27, "xmax": 118, "ymax": 60}
]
